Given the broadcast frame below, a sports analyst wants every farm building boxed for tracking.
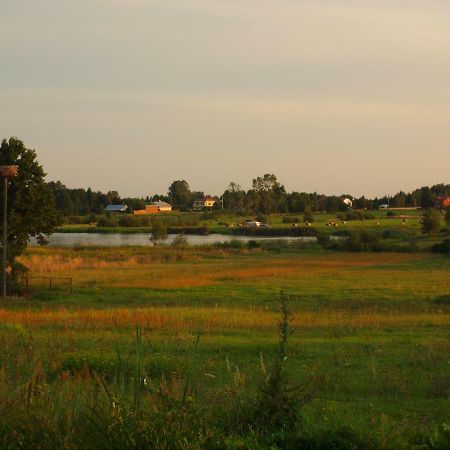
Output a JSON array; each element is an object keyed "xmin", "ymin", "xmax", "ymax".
[
  {"xmin": 134, "ymin": 201, "xmax": 173, "ymax": 215},
  {"xmin": 105, "ymin": 204, "xmax": 128, "ymax": 213},
  {"xmin": 193, "ymin": 196, "xmax": 216, "ymax": 211},
  {"xmin": 435, "ymin": 196, "xmax": 450, "ymax": 209}
]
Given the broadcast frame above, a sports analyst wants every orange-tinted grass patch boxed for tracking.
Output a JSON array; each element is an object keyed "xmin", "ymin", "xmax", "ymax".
[{"xmin": 1, "ymin": 307, "xmax": 449, "ymax": 332}]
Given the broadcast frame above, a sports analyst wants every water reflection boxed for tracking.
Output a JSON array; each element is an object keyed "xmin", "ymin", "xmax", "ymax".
[{"xmin": 29, "ymin": 233, "xmax": 315, "ymax": 248}]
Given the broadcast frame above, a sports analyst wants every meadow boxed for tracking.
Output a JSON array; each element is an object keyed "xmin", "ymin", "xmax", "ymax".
[
  {"xmin": 59, "ymin": 209, "xmax": 427, "ymax": 233},
  {"xmin": 1, "ymin": 244, "xmax": 449, "ymax": 448}
]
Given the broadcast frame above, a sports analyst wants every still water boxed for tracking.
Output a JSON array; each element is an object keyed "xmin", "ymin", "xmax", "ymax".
[{"xmin": 29, "ymin": 233, "xmax": 315, "ymax": 248}]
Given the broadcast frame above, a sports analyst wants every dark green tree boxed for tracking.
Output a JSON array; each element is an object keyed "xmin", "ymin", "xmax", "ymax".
[
  {"xmin": 421, "ymin": 208, "xmax": 442, "ymax": 234},
  {"xmin": 0, "ymin": 137, "xmax": 57, "ymax": 279},
  {"xmin": 150, "ymin": 221, "xmax": 168, "ymax": 245},
  {"xmin": 251, "ymin": 174, "xmax": 286, "ymax": 216},
  {"xmin": 222, "ymin": 182, "xmax": 246, "ymax": 211},
  {"xmin": 168, "ymin": 180, "xmax": 192, "ymax": 210}
]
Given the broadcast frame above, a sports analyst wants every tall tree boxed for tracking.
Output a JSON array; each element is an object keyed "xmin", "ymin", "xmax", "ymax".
[
  {"xmin": 222, "ymin": 182, "xmax": 246, "ymax": 211},
  {"xmin": 0, "ymin": 137, "xmax": 57, "ymax": 279},
  {"xmin": 168, "ymin": 180, "xmax": 192, "ymax": 210},
  {"xmin": 421, "ymin": 208, "xmax": 442, "ymax": 234},
  {"xmin": 251, "ymin": 174, "xmax": 286, "ymax": 215}
]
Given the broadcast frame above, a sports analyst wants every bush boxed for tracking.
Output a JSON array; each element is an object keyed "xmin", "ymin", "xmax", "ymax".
[
  {"xmin": 381, "ymin": 229, "xmax": 412, "ymax": 240},
  {"xmin": 151, "ymin": 221, "xmax": 168, "ymax": 243},
  {"xmin": 247, "ymin": 240, "xmax": 261, "ymax": 249},
  {"xmin": 425, "ymin": 423, "xmax": 450, "ymax": 449},
  {"xmin": 432, "ymin": 295, "xmax": 450, "ymax": 306},
  {"xmin": 345, "ymin": 230, "xmax": 381, "ymax": 251},
  {"xmin": 445, "ymin": 207, "xmax": 450, "ymax": 226},
  {"xmin": 137, "ymin": 216, "xmax": 152, "ymax": 227},
  {"xmin": 303, "ymin": 209, "xmax": 314, "ymax": 223},
  {"xmin": 167, "ymin": 226, "xmax": 209, "ymax": 235},
  {"xmin": 324, "ymin": 230, "xmax": 382, "ymax": 252},
  {"xmin": 97, "ymin": 216, "xmax": 117, "ymax": 227},
  {"xmin": 422, "ymin": 208, "xmax": 442, "ymax": 234},
  {"xmin": 316, "ymin": 233, "xmax": 331, "ymax": 249},
  {"xmin": 83, "ymin": 213, "xmax": 97, "ymax": 224},
  {"xmin": 431, "ymin": 239, "xmax": 450, "ymax": 254},
  {"xmin": 214, "ymin": 239, "xmax": 246, "ymax": 249},
  {"xmin": 171, "ymin": 235, "xmax": 188, "ymax": 247},
  {"xmin": 228, "ymin": 293, "xmax": 308, "ymax": 438},
  {"xmin": 337, "ymin": 211, "xmax": 375, "ymax": 221},
  {"xmin": 68, "ymin": 216, "xmax": 84, "ymax": 224},
  {"xmin": 117, "ymin": 215, "xmax": 139, "ymax": 227}
]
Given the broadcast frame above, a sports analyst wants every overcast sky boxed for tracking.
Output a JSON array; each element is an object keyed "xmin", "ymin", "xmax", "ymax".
[{"xmin": 0, "ymin": 0, "xmax": 449, "ymax": 197}]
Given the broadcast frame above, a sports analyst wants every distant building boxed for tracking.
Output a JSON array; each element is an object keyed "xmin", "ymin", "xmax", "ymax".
[
  {"xmin": 435, "ymin": 196, "xmax": 450, "ymax": 209},
  {"xmin": 105, "ymin": 204, "xmax": 128, "ymax": 213},
  {"xmin": 379, "ymin": 204, "xmax": 389, "ymax": 210},
  {"xmin": 193, "ymin": 196, "xmax": 216, "ymax": 211},
  {"xmin": 133, "ymin": 201, "xmax": 173, "ymax": 215}
]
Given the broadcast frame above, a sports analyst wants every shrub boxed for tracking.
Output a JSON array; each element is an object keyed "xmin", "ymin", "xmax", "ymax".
[
  {"xmin": 68, "ymin": 215, "xmax": 84, "ymax": 224},
  {"xmin": 345, "ymin": 230, "xmax": 381, "ymax": 251},
  {"xmin": 382, "ymin": 229, "xmax": 412, "ymax": 240},
  {"xmin": 247, "ymin": 240, "xmax": 261, "ymax": 249},
  {"xmin": 445, "ymin": 207, "xmax": 450, "ymax": 226},
  {"xmin": 171, "ymin": 235, "xmax": 188, "ymax": 247},
  {"xmin": 422, "ymin": 208, "xmax": 442, "ymax": 234},
  {"xmin": 117, "ymin": 215, "xmax": 139, "ymax": 227},
  {"xmin": 167, "ymin": 226, "xmax": 209, "ymax": 235},
  {"xmin": 151, "ymin": 221, "xmax": 168, "ymax": 243},
  {"xmin": 425, "ymin": 423, "xmax": 450, "ymax": 449},
  {"xmin": 316, "ymin": 233, "xmax": 331, "ymax": 249},
  {"xmin": 231, "ymin": 293, "xmax": 307, "ymax": 436},
  {"xmin": 97, "ymin": 216, "xmax": 117, "ymax": 227},
  {"xmin": 432, "ymin": 295, "xmax": 450, "ymax": 306},
  {"xmin": 214, "ymin": 239, "xmax": 245, "ymax": 249},
  {"xmin": 324, "ymin": 230, "xmax": 382, "ymax": 252},
  {"xmin": 137, "ymin": 216, "xmax": 152, "ymax": 227},
  {"xmin": 303, "ymin": 208, "xmax": 314, "ymax": 223},
  {"xmin": 431, "ymin": 239, "xmax": 450, "ymax": 254}
]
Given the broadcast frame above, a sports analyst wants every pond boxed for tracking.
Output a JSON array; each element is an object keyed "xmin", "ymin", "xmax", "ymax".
[{"xmin": 29, "ymin": 233, "xmax": 316, "ymax": 248}]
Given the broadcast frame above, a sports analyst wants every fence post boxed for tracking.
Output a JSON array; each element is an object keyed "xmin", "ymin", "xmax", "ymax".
[
  {"xmin": 49, "ymin": 278, "xmax": 52, "ymax": 290},
  {"xmin": 70, "ymin": 278, "xmax": 73, "ymax": 294}
]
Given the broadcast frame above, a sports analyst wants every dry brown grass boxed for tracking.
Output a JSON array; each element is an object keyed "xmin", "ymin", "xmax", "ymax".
[
  {"xmin": 1, "ymin": 306, "xmax": 449, "ymax": 332},
  {"xmin": 18, "ymin": 249, "xmax": 432, "ymax": 290}
]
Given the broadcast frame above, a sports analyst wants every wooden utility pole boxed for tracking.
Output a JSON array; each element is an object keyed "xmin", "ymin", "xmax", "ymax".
[{"xmin": 0, "ymin": 165, "xmax": 18, "ymax": 299}]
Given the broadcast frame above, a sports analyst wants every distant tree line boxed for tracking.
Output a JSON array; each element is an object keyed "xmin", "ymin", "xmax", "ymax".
[
  {"xmin": 48, "ymin": 181, "xmax": 146, "ymax": 216},
  {"xmin": 48, "ymin": 177, "xmax": 450, "ymax": 216}
]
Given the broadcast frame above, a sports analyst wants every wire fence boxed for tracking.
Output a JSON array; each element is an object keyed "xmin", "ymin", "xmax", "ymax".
[{"xmin": 3, "ymin": 276, "xmax": 73, "ymax": 296}]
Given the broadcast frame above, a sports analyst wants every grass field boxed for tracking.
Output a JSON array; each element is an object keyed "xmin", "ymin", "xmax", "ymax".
[
  {"xmin": 1, "ymin": 245, "xmax": 449, "ymax": 448},
  {"xmin": 58, "ymin": 209, "xmax": 430, "ymax": 233}
]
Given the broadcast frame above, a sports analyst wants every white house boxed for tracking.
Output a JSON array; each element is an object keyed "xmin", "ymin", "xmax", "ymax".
[{"xmin": 193, "ymin": 196, "xmax": 216, "ymax": 211}]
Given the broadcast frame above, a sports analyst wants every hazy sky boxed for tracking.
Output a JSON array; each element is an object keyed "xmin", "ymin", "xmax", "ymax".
[{"xmin": 1, "ymin": 0, "xmax": 449, "ymax": 197}]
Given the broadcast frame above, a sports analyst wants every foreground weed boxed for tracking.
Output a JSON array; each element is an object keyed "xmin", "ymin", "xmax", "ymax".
[{"xmin": 252, "ymin": 291, "xmax": 306, "ymax": 433}]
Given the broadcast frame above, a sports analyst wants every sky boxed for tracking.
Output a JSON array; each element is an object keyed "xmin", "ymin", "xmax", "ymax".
[{"xmin": 0, "ymin": 0, "xmax": 449, "ymax": 198}]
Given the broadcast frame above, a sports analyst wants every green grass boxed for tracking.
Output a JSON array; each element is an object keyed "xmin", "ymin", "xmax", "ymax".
[{"xmin": 1, "ymin": 247, "xmax": 449, "ymax": 448}]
